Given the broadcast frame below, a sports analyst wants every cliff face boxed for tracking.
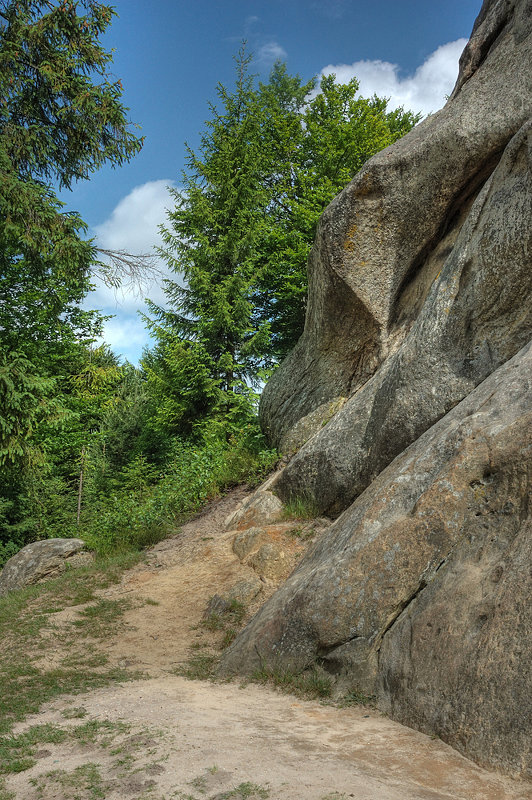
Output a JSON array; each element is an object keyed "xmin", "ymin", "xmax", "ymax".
[
  {"xmin": 260, "ymin": 0, "xmax": 531, "ymax": 490},
  {"xmin": 221, "ymin": 0, "xmax": 532, "ymax": 779}
]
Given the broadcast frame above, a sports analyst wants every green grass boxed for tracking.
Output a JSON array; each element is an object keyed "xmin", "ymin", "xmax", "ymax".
[
  {"xmin": 281, "ymin": 494, "xmax": 321, "ymax": 521},
  {"xmin": 250, "ymin": 666, "xmax": 332, "ymax": 700},
  {"xmin": 217, "ymin": 783, "xmax": 270, "ymax": 799},
  {"xmin": 202, "ymin": 598, "xmax": 246, "ymax": 633},
  {"xmin": 71, "ymin": 598, "xmax": 132, "ymax": 638},
  {"xmin": 0, "ymin": 553, "xmax": 144, "ymax": 736},
  {"xmin": 31, "ymin": 762, "xmax": 108, "ymax": 800},
  {"xmin": 0, "ymin": 720, "xmax": 130, "ymax": 777},
  {"xmin": 173, "ymin": 653, "xmax": 219, "ymax": 681}
]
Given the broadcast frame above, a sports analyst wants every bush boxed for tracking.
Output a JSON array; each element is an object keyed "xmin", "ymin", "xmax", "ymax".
[{"xmin": 81, "ymin": 429, "xmax": 276, "ymax": 556}]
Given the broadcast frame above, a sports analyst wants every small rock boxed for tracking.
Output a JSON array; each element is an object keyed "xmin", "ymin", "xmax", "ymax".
[
  {"xmin": 232, "ymin": 528, "xmax": 270, "ymax": 561},
  {"xmin": 227, "ymin": 577, "xmax": 263, "ymax": 605},
  {"xmin": 225, "ymin": 490, "xmax": 283, "ymax": 531},
  {"xmin": 248, "ymin": 542, "xmax": 288, "ymax": 581},
  {"xmin": 203, "ymin": 594, "xmax": 229, "ymax": 618}
]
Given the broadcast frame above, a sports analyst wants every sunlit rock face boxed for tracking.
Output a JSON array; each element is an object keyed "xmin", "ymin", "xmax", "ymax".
[
  {"xmin": 260, "ymin": 0, "xmax": 531, "ymax": 507},
  {"xmin": 223, "ymin": 0, "xmax": 532, "ymax": 778}
]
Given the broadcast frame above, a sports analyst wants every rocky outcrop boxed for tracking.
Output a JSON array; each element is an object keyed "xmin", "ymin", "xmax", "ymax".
[
  {"xmin": 0, "ymin": 538, "xmax": 90, "ymax": 596},
  {"xmin": 276, "ymin": 116, "xmax": 532, "ymax": 513},
  {"xmin": 260, "ymin": 0, "xmax": 532, "ymax": 473},
  {"xmin": 222, "ymin": 0, "xmax": 532, "ymax": 779},
  {"xmin": 222, "ymin": 341, "xmax": 532, "ymax": 777}
]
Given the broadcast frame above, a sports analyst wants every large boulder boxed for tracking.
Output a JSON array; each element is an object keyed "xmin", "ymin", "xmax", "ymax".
[
  {"xmin": 260, "ymin": 0, "xmax": 532, "ymax": 493},
  {"xmin": 275, "ymin": 116, "xmax": 532, "ymax": 513},
  {"xmin": 0, "ymin": 538, "xmax": 89, "ymax": 596},
  {"xmin": 221, "ymin": 341, "xmax": 532, "ymax": 777},
  {"xmin": 224, "ymin": 0, "xmax": 532, "ymax": 778}
]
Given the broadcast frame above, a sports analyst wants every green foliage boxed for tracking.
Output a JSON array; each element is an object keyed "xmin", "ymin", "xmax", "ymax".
[
  {"xmin": 81, "ymin": 430, "xmax": 276, "ymax": 556},
  {"xmin": 281, "ymin": 493, "xmax": 322, "ymax": 521},
  {"xmin": 0, "ymin": 352, "xmax": 60, "ymax": 466},
  {"xmin": 174, "ymin": 653, "xmax": 218, "ymax": 681},
  {"xmin": 0, "ymin": 1, "xmax": 144, "ymax": 560},
  {"xmin": 148, "ymin": 52, "xmax": 420, "ymax": 413},
  {"xmin": 0, "ymin": 0, "xmax": 142, "ymax": 362}
]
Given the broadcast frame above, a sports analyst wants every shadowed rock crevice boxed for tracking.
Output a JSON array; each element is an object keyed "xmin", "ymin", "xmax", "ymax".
[{"xmin": 390, "ymin": 146, "xmax": 504, "ymax": 332}]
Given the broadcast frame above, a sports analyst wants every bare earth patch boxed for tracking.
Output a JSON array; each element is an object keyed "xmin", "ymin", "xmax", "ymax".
[{"xmin": 5, "ymin": 489, "xmax": 531, "ymax": 800}]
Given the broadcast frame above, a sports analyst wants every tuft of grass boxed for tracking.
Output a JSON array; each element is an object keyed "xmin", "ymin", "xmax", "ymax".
[
  {"xmin": 320, "ymin": 794, "xmax": 349, "ymax": 800},
  {"xmin": 250, "ymin": 666, "xmax": 332, "ymax": 700},
  {"xmin": 220, "ymin": 627, "xmax": 238, "ymax": 649},
  {"xmin": 173, "ymin": 653, "xmax": 219, "ymax": 681},
  {"xmin": 60, "ymin": 706, "xmax": 88, "ymax": 719},
  {"xmin": 217, "ymin": 783, "xmax": 270, "ymax": 799},
  {"xmin": 70, "ymin": 719, "xmax": 131, "ymax": 747},
  {"xmin": 202, "ymin": 598, "xmax": 247, "ymax": 648},
  {"xmin": 72, "ymin": 598, "xmax": 131, "ymax": 638},
  {"xmin": 281, "ymin": 494, "xmax": 320, "ymax": 521},
  {"xmin": 338, "ymin": 688, "xmax": 376, "ymax": 707}
]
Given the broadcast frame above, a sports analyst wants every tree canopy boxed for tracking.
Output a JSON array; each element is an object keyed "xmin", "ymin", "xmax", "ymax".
[{"xmin": 146, "ymin": 51, "xmax": 420, "ymax": 438}]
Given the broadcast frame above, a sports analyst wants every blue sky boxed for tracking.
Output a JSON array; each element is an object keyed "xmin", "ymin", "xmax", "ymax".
[{"xmin": 61, "ymin": 0, "xmax": 482, "ymax": 363}]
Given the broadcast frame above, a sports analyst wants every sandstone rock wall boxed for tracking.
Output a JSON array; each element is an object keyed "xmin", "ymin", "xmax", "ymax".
[
  {"xmin": 223, "ymin": 342, "xmax": 532, "ymax": 777},
  {"xmin": 223, "ymin": 0, "xmax": 532, "ymax": 779},
  {"xmin": 260, "ymin": 0, "xmax": 532, "ymax": 471}
]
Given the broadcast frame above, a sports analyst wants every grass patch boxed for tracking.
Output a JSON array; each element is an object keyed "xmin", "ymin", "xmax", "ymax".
[
  {"xmin": 71, "ymin": 598, "xmax": 132, "ymax": 638},
  {"xmin": 338, "ymin": 688, "xmax": 376, "ymax": 707},
  {"xmin": 0, "ymin": 553, "xmax": 145, "ymax": 736},
  {"xmin": 281, "ymin": 494, "xmax": 320, "ymax": 521},
  {"xmin": 250, "ymin": 666, "xmax": 332, "ymax": 700},
  {"xmin": 173, "ymin": 653, "xmax": 219, "ymax": 681},
  {"xmin": 0, "ymin": 723, "xmax": 67, "ymax": 775},
  {"xmin": 217, "ymin": 783, "xmax": 270, "ymax": 799},
  {"xmin": 60, "ymin": 706, "xmax": 88, "ymax": 719},
  {"xmin": 0, "ymin": 720, "xmax": 129, "ymax": 777},
  {"xmin": 31, "ymin": 762, "xmax": 108, "ymax": 800},
  {"xmin": 202, "ymin": 599, "xmax": 245, "ymax": 633}
]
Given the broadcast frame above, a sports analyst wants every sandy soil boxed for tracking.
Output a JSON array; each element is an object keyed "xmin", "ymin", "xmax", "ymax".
[{"xmin": 7, "ymin": 489, "xmax": 532, "ymax": 800}]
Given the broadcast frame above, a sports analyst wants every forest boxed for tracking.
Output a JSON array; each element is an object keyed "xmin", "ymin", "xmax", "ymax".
[{"xmin": 0, "ymin": 0, "xmax": 419, "ymax": 566}]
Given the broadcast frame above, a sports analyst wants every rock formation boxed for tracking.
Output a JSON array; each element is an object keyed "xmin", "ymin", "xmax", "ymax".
[
  {"xmin": 221, "ymin": 0, "xmax": 532, "ymax": 779},
  {"xmin": 0, "ymin": 538, "xmax": 89, "ymax": 596}
]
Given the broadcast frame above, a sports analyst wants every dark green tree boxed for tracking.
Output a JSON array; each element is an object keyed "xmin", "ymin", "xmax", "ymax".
[
  {"xmin": 146, "ymin": 47, "xmax": 269, "ymax": 438},
  {"xmin": 148, "ymin": 54, "xmax": 420, "ymax": 436},
  {"xmin": 0, "ymin": 0, "xmax": 143, "ymax": 368},
  {"xmin": 0, "ymin": 0, "xmax": 143, "ymax": 552}
]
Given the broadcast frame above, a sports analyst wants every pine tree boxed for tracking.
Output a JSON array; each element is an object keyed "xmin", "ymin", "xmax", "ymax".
[{"xmin": 147, "ymin": 52, "xmax": 421, "ymax": 436}]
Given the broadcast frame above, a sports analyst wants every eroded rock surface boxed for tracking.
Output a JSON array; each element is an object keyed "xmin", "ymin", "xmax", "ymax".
[
  {"xmin": 260, "ymin": 0, "xmax": 532, "ymax": 475},
  {"xmin": 0, "ymin": 539, "xmax": 88, "ymax": 596},
  {"xmin": 224, "ymin": 0, "xmax": 532, "ymax": 779},
  {"xmin": 276, "ymin": 117, "xmax": 532, "ymax": 513},
  {"xmin": 222, "ymin": 341, "xmax": 532, "ymax": 778}
]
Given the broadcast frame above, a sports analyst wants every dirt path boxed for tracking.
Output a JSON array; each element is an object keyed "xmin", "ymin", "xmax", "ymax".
[{"xmin": 6, "ymin": 490, "xmax": 531, "ymax": 800}]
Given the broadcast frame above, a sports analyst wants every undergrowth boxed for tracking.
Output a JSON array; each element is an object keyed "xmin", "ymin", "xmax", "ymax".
[{"xmin": 250, "ymin": 665, "xmax": 333, "ymax": 699}]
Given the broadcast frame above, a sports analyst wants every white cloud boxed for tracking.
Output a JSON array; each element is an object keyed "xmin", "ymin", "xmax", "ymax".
[
  {"xmin": 317, "ymin": 39, "xmax": 467, "ymax": 117},
  {"xmin": 94, "ymin": 179, "xmax": 175, "ymax": 255},
  {"xmin": 86, "ymin": 179, "xmax": 179, "ymax": 362},
  {"xmin": 257, "ymin": 41, "xmax": 287, "ymax": 65}
]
